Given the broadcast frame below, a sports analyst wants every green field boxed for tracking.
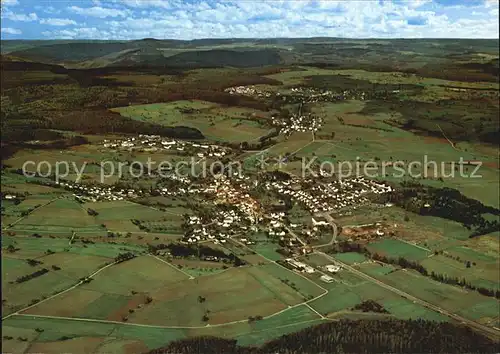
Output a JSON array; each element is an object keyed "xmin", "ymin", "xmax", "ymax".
[
  {"xmin": 257, "ymin": 263, "xmax": 325, "ymax": 301},
  {"xmin": 2, "ymin": 235, "xmax": 145, "ymax": 258},
  {"xmin": 126, "ymin": 266, "xmax": 291, "ymax": 326},
  {"xmin": 13, "ymin": 198, "xmax": 105, "ymax": 233},
  {"xmin": 235, "ymin": 305, "xmax": 324, "ymax": 346},
  {"xmin": 2, "ymin": 305, "xmax": 323, "ymax": 351},
  {"xmin": 380, "ymin": 269, "xmax": 499, "ymax": 323},
  {"xmin": 81, "ymin": 256, "xmax": 189, "ymax": 295},
  {"xmin": 422, "ymin": 254, "xmax": 499, "ymax": 290},
  {"xmin": 2, "ymin": 37, "xmax": 500, "ymax": 352},
  {"xmin": 308, "ymin": 274, "xmax": 451, "ymax": 323},
  {"xmin": 112, "ymin": 100, "xmax": 270, "ymax": 143},
  {"xmin": 366, "ymin": 239, "xmax": 431, "ymax": 261},
  {"xmin": 82, "ymin": 200, "xmax": 187, "ymax": 234},
  {"xmin": 246, "ymin": 236, "xmax": 285, "ymax": 262},
  {"xmin": 333, "ymin": 252, "xmax": 368, "ymax": 264},
  {"xmin": 1, "ymin": 236, "xmax": 147, "ymax": 316},
  {"xmin": 21, "ymin": 257, "xmax": 325, "ymax": 328},
  {"xmin": 22, "ymin": 256, "xmax": 189, "ymax": 320},
  {"xmin": 1, "ymin": 316, "xmax": 186, "ymax": 351},
  {"xmin": 380, "ymin": 299, "xmax": 448, "ymax": 322},
  {"xmin": 356, "ymin": 262, "xmax": 397, "ymax": 277}
]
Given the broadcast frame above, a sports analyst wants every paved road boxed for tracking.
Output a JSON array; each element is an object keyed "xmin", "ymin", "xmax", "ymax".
[
  {"xmin": 284, "ymin": 225, "xmax": 307, "ymax": 247},
  {"xmin": 317, "ymin": 251, "xmax": 500, "ymax": 340},
  {"xmin": 312, "ymin": 212, "xmax": 338, "ymax": 248}
]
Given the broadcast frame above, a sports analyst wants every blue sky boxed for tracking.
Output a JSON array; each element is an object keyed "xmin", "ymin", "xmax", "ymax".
[{"xmin": 1, "ymin": 0, "xmax": 498, "ymax": 39}]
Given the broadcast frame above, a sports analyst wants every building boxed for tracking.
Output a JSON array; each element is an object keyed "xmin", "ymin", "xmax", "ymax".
[
  {"xmin": 285, "ymin": 259, "xmax": 315, "ymax": 273},
  {"xmin": 320, "ymin": 275, "xmax": 334, "ymax": 283},
  {"xmin": 312, "ymin": 216, "xmax": 329, "ymax": 226},
  {"xmin": 325, "ymin": 264, "xmax": 341, "ymax": 273}
]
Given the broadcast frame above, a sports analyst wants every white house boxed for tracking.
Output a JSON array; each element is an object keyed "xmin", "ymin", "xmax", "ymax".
[
  {"xmin": 320, "ymin": 275, "xmax": 334, "ymax": 283},
  {"xmin": 312, "ymin": 216, "xmax": 329, "ymax": 226},
  {"xmin": 325, "ymin": 264, "xmax": 341, "ymax": 273}
]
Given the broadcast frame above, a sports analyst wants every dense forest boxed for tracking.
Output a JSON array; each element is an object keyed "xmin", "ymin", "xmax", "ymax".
[
  {"xmin": 382, "ymin": 182, "xmax": 500, "ymax": 237},
  {"xmin": 149, "ymin": 319, "xmax": 499, "ymax": 353}
]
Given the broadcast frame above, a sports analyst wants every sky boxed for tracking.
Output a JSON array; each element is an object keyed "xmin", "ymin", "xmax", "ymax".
[{"xmin": 1, "ymin": 0, "xmax": 498, "ymax": 40}]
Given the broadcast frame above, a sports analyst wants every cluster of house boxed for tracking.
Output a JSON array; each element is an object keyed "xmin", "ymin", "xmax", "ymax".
[
  {"xmin": 184, "ymin": 208, "xmax": 260, "ymax": 245},
  {"xmin": 224, "ymin": 86, "xmax": 272, "ymax": 98},
  {"xmin": 184, "ymin": 215, "xmax": 230, "ymax": 244},
  {"xmin": 266, "ymin": 212, "xmax": 288, "ymax": 238},
  {"xmin": 323, "ymin": 177, "xmax": 393, "ymax": 207},
  {"xmin": 290, "ymin": 86, "xmax": 405, "ymax": 102},
  {"xmin": 102, "ymin": 135, "xmax": 229, "ymax": 158},
  {"xmin": 265, "ymin": 176, "xmax": 393, "ymax": 214},
  {"xmin": 265, "ymin": 180, "xmax": 335, "ymax": 214},
  {"xmin": 288, "ymin": 87, "xmax": 344, "ymax": 103},
  {"xmin": 210, "ymin": 175, "xmax": 263, "ymax": 225},
  {"xmin": 53, "ymin": 180, "xmax": 137, "ymax": 202},
  {"xmin": 182, "ymin": 174, "xmax": 263, "ymax": 244},
  {"xmin": 271, "ymin": 113, "xmax": 323, "ymax": 136}
]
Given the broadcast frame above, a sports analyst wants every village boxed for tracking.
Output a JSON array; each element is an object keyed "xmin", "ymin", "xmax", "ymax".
[
  {"xmin": 102, "ymin": 134, "xmax": 231, "ymax": 159},
  {"xmin": 271, "ymin": 112, "xmax": 323, "ymax": 137},
  {"xmin": 15, "ymin": 149, "xmax": 396, "ymax": 256},
  {"xmin": 265, "ymin": 176, "xmax": 393, "ymax": 214},
  {"xmin": 224, "ymin": 84, "xmax": 400, "ymax": 104},
  {"xmin": 11, "ymin": 128, "xmax": 397, "ymax": 279}
]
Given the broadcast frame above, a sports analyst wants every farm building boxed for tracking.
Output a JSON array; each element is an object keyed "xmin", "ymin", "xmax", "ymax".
[
  {"xmin": 285, "ymin": 258, "xmax": 315, "ymax": 273},
  {"xmin": 320, "ymin": 275, "xmax": 334, "ymax": 283},
  {"xmin": 325, "ymin": 264, "xmax": 341, "ymax": 273}
]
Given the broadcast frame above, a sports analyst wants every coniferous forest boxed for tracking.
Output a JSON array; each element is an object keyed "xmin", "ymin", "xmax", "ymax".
[{"xmin": 149, "ymin": 319, "xmax": 499, "ymax": 353}]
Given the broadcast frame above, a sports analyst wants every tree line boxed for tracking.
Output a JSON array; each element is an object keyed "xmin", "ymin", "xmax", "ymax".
[
  {"xmin": 15, "ymin": 268, "xmax": 49, "ymax": 283},
  {"xmin": 331, "ymin": 240, "xmax": 500, "ymax": 299},
  {"xmin": 148, "ymin": 243, "xmax": 246, "ymax": 267},
  {"xmin": 149, "ymin": 319, "xmax": 498, "ymax": 353}
]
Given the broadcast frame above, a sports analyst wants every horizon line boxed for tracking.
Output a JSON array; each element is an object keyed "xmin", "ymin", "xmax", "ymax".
[{"xmin": 2, "ymin": 36, "xmax": 499, "ymax": 41}]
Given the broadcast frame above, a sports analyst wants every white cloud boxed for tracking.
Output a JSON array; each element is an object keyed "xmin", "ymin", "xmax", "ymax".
[
  {"xmin": 484, "ymin": 0, "xmax": 499, "ymax": 8},
  {"xmin": 24, "ymin": 0, "xmax": 500, "ymax": 39},
  {"xmin": 407, "ymin": 0, "xmax": 433, "ymax": 9},
  {"xmin": 42, "ymin": 27, "xmax": 111, "ymax": 39},
  {"xmin": 40, "ymin": 18, "xmax": 77, "ymax": 26},
  {"xmin": 1, "ymin": 27, "xmax": 22, "ymax": 34},
  {"xmin": 2, "ymin": 10, "xmax": 38, "ymax": 22},
  {"xmin": 1, "ymin": 0, "xmax": 19, "ymax": 6},
  {"xmin": 120, "ymin": 0, "xmax": 172, "ymax": 9},
  {"xmin": 68, "ymin": 6, "xmax": 129, "ymax": 18},
  {"xmin": 43, "ymin": 6, "xmax": 61, "ymax": 15}
]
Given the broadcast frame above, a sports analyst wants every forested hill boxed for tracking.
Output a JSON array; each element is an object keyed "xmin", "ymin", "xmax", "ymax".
[{"xmin": 149, "ymin": 319, "xmax": 499, "ymax": 354}]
